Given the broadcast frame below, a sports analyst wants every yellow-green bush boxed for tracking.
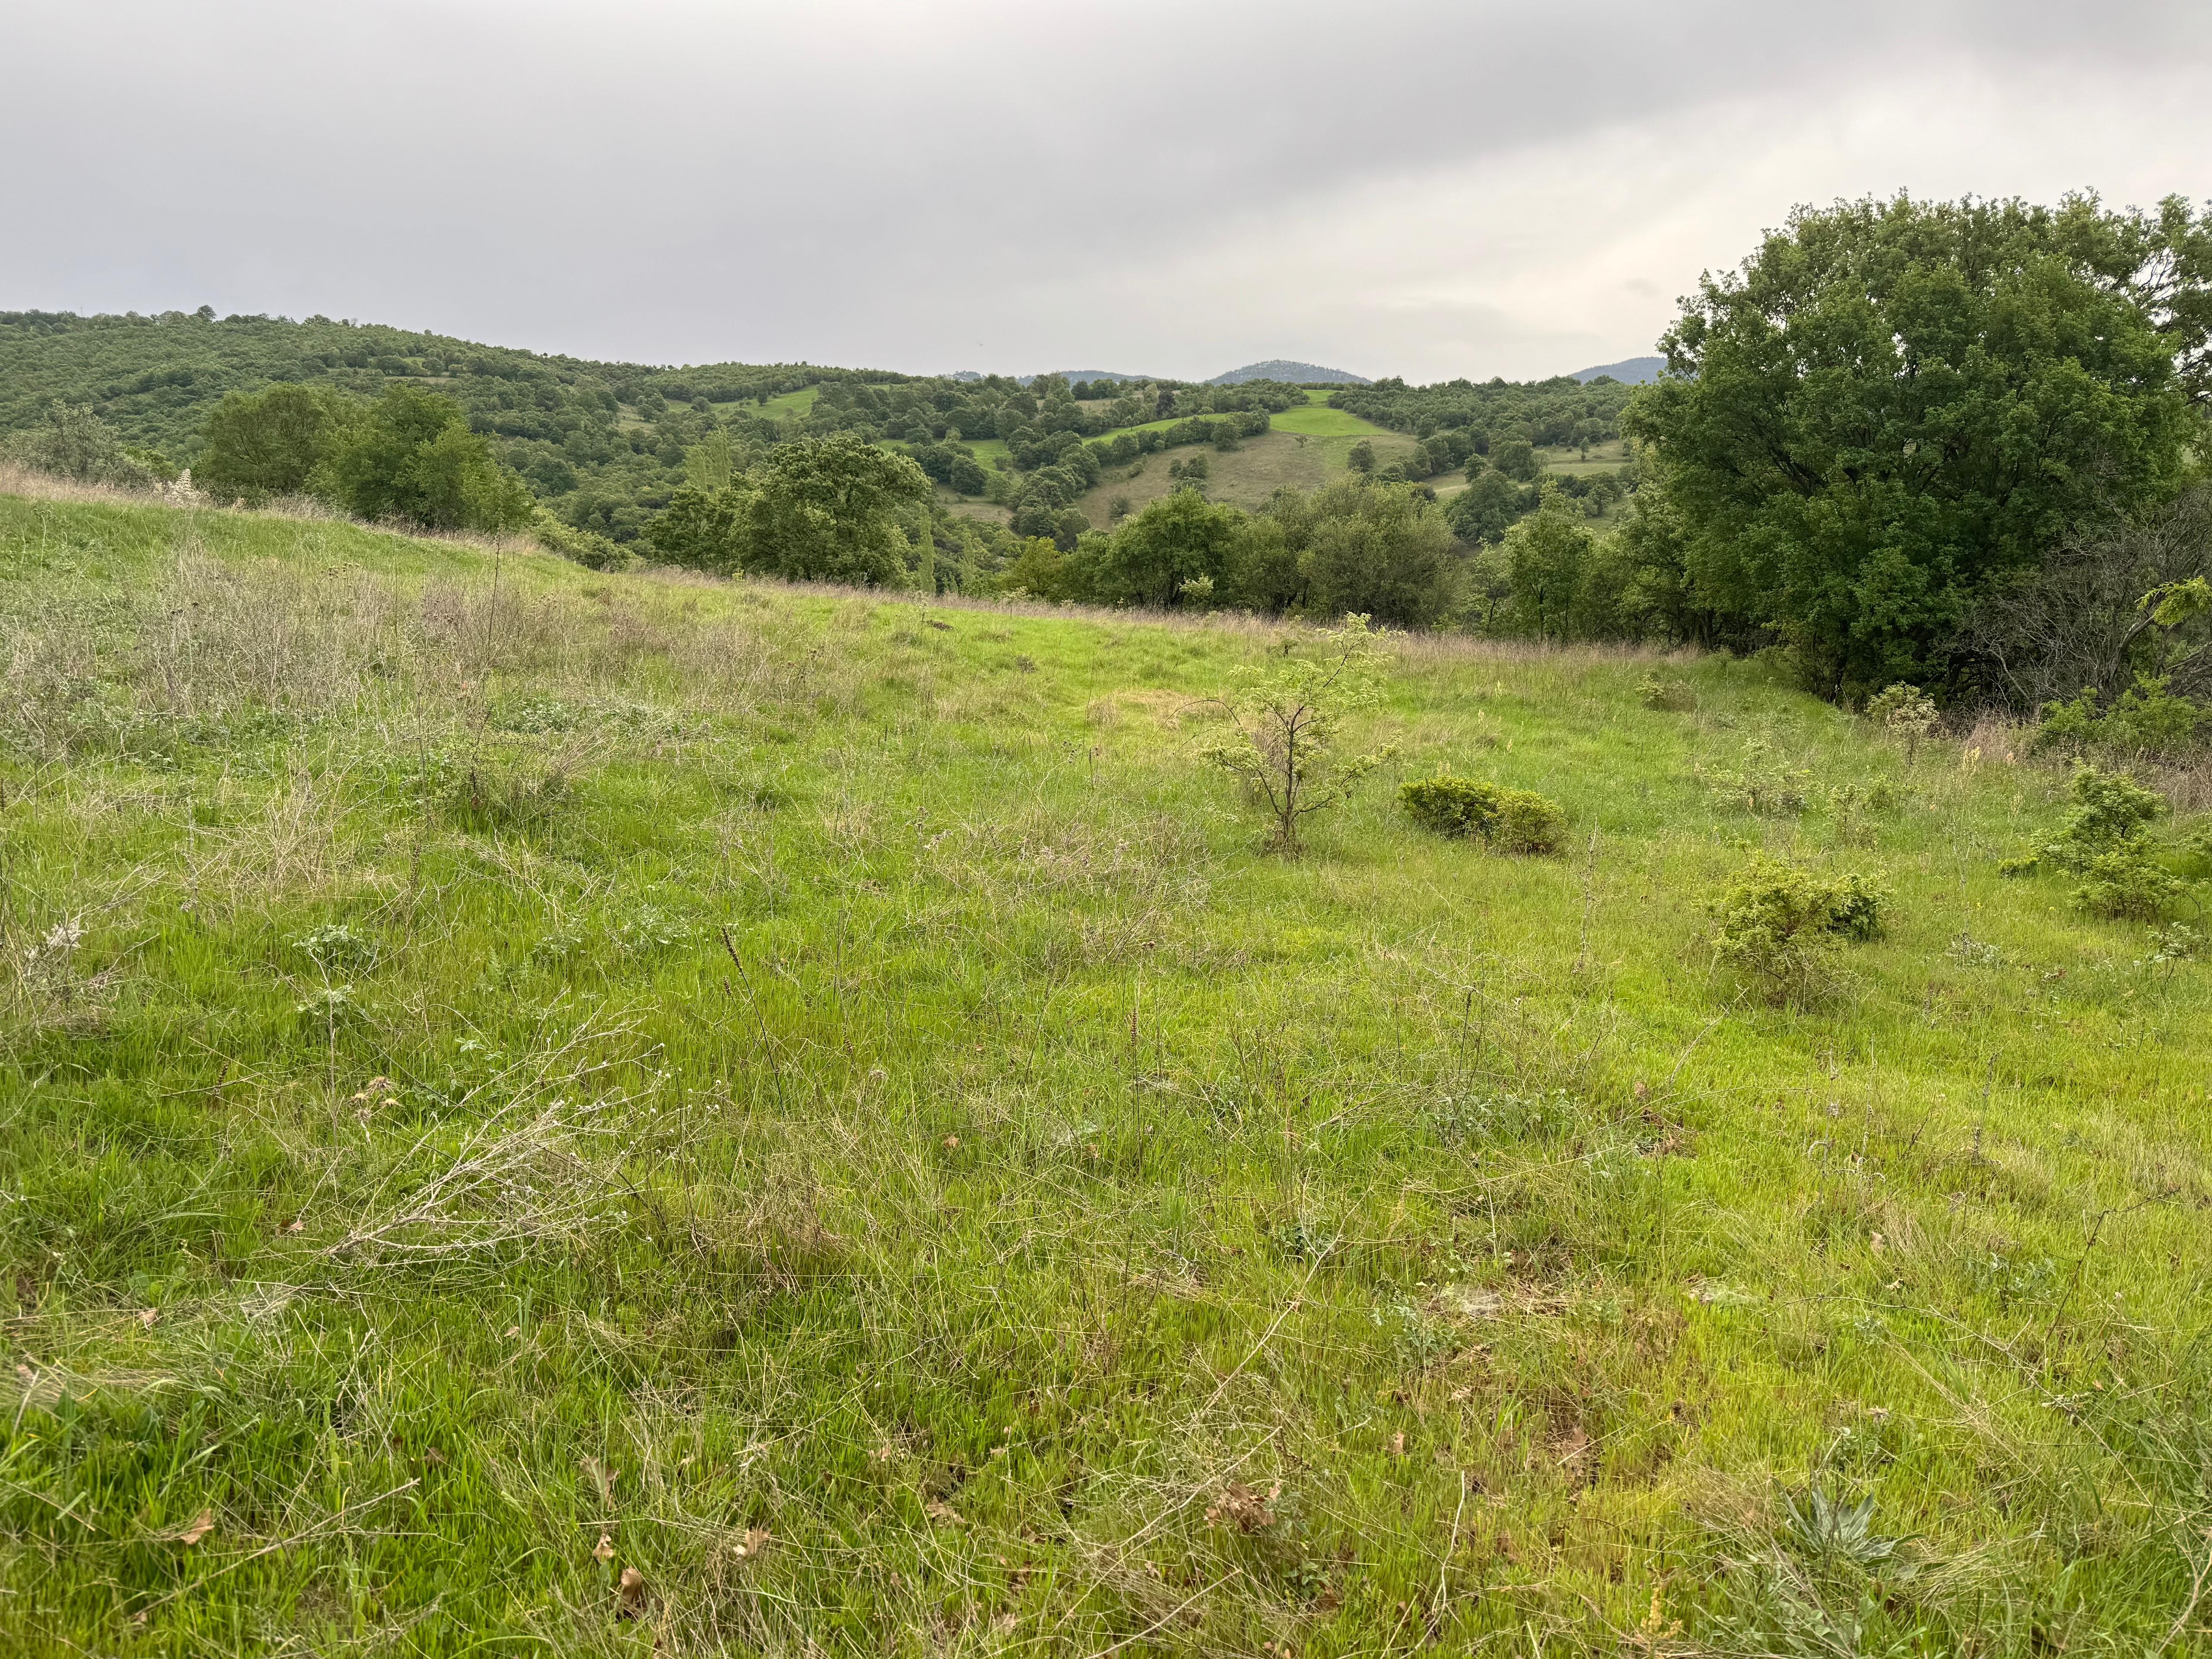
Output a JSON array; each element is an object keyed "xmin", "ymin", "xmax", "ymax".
[{"xmin": 1399, "ymin": 771, "xmax": 1566, "ymax": 854}]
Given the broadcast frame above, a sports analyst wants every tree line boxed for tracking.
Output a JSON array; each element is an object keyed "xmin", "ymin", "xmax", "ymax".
[
  {"xmin": 636, "ymin": 188, "xmax": 2212, "ymax": 739},
  {"xmin": 0, "ymin": 311, "xmax": 1631, "ymax": 548},
  {"xmin": 634, "ymin": 434, "xmax": 1628, "ymax": 638}
]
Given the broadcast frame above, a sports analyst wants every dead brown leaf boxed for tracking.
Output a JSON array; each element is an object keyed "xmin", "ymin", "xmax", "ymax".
[
  {"xmin": 175, "ymin": 1510, "xmax": 215, "ymax": 1547},
  {"xmin": 1203, "ymin": 1482, "xmax": 1277, "ymax": 1534},
  {"xmin": 617, "ymin": 1565, "xmax": 649, "ymax": 1618},
  {"xmin": 594, "ymin": 1532, "xmax": 615, "ymax": 1563}
]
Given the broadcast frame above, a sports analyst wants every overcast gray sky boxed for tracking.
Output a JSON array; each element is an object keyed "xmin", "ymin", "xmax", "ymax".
[{"xmin": 7, "ymin": 1, "xmax": 2209, "ymax": 381}]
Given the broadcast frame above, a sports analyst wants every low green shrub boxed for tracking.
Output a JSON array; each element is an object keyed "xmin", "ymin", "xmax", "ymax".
[
  {"xmin": 1822, "ymin": 871, "xmax": 1889, "ymax": 941},
  {"xmin": 1493, "ymin": 790, "xmax": 1568, "ymax": 855},
  {"xmin": 2072, "ymin": 845, "xmax": 2185, "ymax": 921},
  {"xmin": 1399, "ymin": 772, "xmax": 1567, "ymax": 855},
  {"xmin": 2042, "ymin": 765, "xmax": 2167, "ymax": 868},
  {"xmin": 292, "ymin": 922, "xmax": 376, "ymax": 977},
  {"xmin": 2182, "ymin": 820, "xmax": 2212, "ymax": 880},
  {"xmin": 2008, "ymin": 766, "xmax": 2196, "ymax": 921},
  {"xmin": 1638, "ymin": 674, "xmax": 1697, "ymax": 712},
  {"xmin": 1400, "ymin": 773, "xmax": 1496, "ymax": 837},
  {"xmin": 1701, "ymin": 739, "xmax": 1812, "ymax": 815},
  {"xmin": 2143, "ymin": 923, "xmax": 2207, "ymax": 969},
  {"xmin": 1707, "ymin": 853, "xmax": 1889, "ymax": 1004},
  {"xmin": 1864, "ymin": 683, "xmax": 1939, "ymax": 762},
  {"xmin": 2032, "ymin": 677, "xmax": 2207, "ymax": 760},
  {"xmin": 533, "ymin": 511, "xmax": 632, "ymax": 571}
]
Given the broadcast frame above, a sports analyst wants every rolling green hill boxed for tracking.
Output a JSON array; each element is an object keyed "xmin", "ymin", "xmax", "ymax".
[
  {"xmin": 1209, "ymin": 360, "xmax": 1370, "ymax": 386},
  {"xmin": 3, "ymin": 478, "xmax": 2209, "ymax": 1654},
  {"xmin": 0, "ymin": 312, "xmax": 1642, "ymax": 549}
]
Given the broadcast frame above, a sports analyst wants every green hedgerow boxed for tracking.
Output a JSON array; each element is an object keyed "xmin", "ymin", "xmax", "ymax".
[{"xmin": 1399, "ymin": 771, "xmax": 1567, "ymax": 855}]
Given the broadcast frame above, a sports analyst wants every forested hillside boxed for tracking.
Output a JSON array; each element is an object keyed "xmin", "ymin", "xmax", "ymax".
[
  {"xmin": 1211, "ymin": 360, "xmax": 1369, "ymax": 385},
  {"xmin": 1328, "ymin": 374, "xmax": 1637, "ymax": 457},
  {"xmin": 0, "ymin": 311, "xmax": 1630, "ymax": 547}
]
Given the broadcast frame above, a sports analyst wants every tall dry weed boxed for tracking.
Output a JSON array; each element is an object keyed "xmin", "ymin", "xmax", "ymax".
[{"xmin": 184, "ymin": 761, "xmax": 353, "ymax": 919}]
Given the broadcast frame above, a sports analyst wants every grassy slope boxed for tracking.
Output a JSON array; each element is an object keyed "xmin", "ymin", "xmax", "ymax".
[
  {"xmin": 756, "ymin": 386, "xmax": 821, "ymax": 422},
  {"xmin": 3, "ymin": 489, "xmax": 2210, "ymax": 1655},
  {"xmin": 1074, "ymin": 417, "xmax": 1420, "ymax": 525},
  {"xmin": 933, "ymin": 407, "xmax": 1417, "ymax": 526}
]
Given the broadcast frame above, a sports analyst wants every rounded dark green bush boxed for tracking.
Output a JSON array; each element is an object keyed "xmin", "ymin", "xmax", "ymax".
[{"xmin": 1400, "ymin": 772, "xmax": 1566, "ymax": 855}]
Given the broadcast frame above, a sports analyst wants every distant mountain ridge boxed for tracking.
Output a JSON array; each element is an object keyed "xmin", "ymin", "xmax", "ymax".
[
  {"xmin": 1209, "ymin": 359, "xmax": 1369, "ymax": 386},
  {"xmin": 1570, "ymin": 356, "xmax": 1664, "ymax": 385}
]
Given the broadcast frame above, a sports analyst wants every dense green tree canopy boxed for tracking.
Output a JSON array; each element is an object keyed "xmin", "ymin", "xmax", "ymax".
[
  {"xmin": 1098, "ymin": 488, "xmax": 1248, "ymax": 608},
  {"xmin": 643, "ymin": 483, "xmax": 748, "ymax": 574},
  {"xmin": 1329, "ymin": 373, "xmax": 1634, "ymax": 452},
  {"xmin": 325, "ymin": 385, "xmax": 534, "ymax": 532},
  {"xmin": 742, "ymin": 434, "xmax": 931, "ymax": 587},
  {"xmin": 195, "ymin": 383, "xmax": 351, "ymax": 504},
  {"xmin": 1445, "ymin": 470, "xmax": 1535, "ymax": 545},
  {"xmin": 1274, "ymin": 479, "xmax": 1456, "ymax": 629},
  {"xmin": 1501, "ymin": 489, "xmax": 1596, "ymax": 641},
  {"xmin": 1626, "ymin": 191, "xmax": 2212, "ymax": 696}
]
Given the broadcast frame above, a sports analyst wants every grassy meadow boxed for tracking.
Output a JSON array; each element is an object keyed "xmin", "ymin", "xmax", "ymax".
[
  {"xmin": 1070, "ymin": 425, "xmax": 1421, "ymax": 526},
  {"xmin": 3, "ymin": 481, "xmax": 2211, "ymax": 1656}
]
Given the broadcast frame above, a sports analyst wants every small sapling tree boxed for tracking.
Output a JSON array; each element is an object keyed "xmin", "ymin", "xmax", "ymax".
[
  {"xmin": 1865, "ymin": 683, "xmax": 1939, "ymax": 763},
  {"xmin": 1199, "ymin": 616, "xmax": 1396, "ymax": 854}
]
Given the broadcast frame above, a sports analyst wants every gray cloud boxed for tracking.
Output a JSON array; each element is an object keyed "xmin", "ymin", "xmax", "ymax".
[{"xmin": 7, "ymin": 1, "xmax": 2209, "ymax": 379}]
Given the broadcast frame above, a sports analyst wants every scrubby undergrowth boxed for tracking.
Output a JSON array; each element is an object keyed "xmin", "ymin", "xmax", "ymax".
[{"xmin": 3, "ymin": 491, "xmax": 2211, "ymax": 1656}]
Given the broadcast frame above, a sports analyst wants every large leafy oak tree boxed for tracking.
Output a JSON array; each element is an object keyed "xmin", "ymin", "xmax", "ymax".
[{"xmin": 1625, "ymin": 192, "xmax": 2212, "ymax": 697}]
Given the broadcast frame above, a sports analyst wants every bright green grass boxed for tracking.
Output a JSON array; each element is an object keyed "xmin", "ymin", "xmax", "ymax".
[
  {"xmin": 1108, "ymin": 405, "xmax": 1393, "ymax": 443},
  {"xmin": 1540, "ymin": 441, "xmax": 1633, "ymax": 477},
  {"xmin": 757, "ymin": 386, "xmax": 820, "ymax": 421},
  {"xmin": 3, "ymin": 489, "xmax": 2211, "ymax": 1655},
  {"xmin": 1268, "ymin": 406, "xmax": 1391, "ymax": 439}
]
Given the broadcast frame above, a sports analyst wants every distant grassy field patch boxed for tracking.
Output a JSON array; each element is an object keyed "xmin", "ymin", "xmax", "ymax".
[
  {"xmin": 757, "ymin": 385, "xmax": 820, "ymax": 420},
  {"xmin": 1270, "ymin": 404, "xmax": 1389, "ymax": 438}
]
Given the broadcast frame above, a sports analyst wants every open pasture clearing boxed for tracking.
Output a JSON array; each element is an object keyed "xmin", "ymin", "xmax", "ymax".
[
  {"xmin": 1, "ymin": 487, "xmax": 2210, "ymax": 1655},
  {"xmin": 1253, "ymin": 405, "xmax": 1379, "ymax": 440},
  {"xmin": 1077, "ymin": 426, "xmax": 1422, "ymax": 522},
  {"xmin": 754, "ymin": 386, "xmax": 820, "ymax": 422}
]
